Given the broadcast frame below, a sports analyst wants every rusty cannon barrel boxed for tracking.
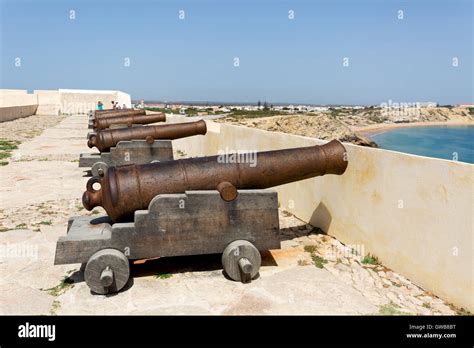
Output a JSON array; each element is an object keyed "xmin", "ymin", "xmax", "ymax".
[
  {"xmin": 94, "ymin": 109, "xmax": 146, "ymax": 119},
  {"xmin": 83, "ymin": 140, "xmax": 348, "ymax": 222},
  {"xmin": 88, "ymin": 119, "xmax": 207, "ymax": 152},
  {"xmin": 92, "ymin": 112, "xmax": 166, "ymax": 130}
]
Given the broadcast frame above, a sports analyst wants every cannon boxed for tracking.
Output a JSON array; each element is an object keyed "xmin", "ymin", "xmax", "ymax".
[
  {"xmin": 88, "ymin": 109, "xmax": 147, "ymax": 128},
  {"xmin": 83, "ymin": 139, "xmax": 348, "ymax": 222},
  {"xmin": 56, "ymin": 139, "xmax": 348, "ymax": 294},
  {"xmin": 92, "ymin": 109, "xmax": 146, "ymax": 118},
  {"xmin": 88, "ymin": 119, "xmax": 207, "ymax": 153},
  {"xmin": 92, "ymin": 112, "xmax": 166, "ymax": 130}
]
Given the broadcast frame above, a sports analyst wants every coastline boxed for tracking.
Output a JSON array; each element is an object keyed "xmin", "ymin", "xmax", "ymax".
[{"xmin": 353, "ymin": 120, "xmax": 474, "ymax": 137}]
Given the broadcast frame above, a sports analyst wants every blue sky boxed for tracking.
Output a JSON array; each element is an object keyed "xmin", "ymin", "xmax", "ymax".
[{"xmin": 1, "ymin": 0, "xmax": 472, "ymax": 104}]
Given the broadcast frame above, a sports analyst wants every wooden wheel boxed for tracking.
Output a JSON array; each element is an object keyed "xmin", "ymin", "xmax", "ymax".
[
  {"xmin": 222, "ymin": 240, "xmax": 261, "ymax": 283},
  {"xmin": 84, "ymin": 249, "xmax": 130, "ymax": 294}
]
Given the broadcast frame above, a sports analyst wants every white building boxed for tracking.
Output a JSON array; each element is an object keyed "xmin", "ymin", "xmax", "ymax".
[{"xmin": 0, "ymin": 89, "xmax": 132, "ymax": 122}]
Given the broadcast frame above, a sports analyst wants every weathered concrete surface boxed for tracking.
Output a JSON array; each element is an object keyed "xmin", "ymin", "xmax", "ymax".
[
  {"xmin": 0, "ymin": 228, "xmax": 73, "ymax": 315},
  {"xmin": 0, "ymin": 114, "xmax": 65, "ymax": 143},
  {"xmin": 0, "ymin": 226, "xmax": 376, "ymax": 315},
  {"xmin": 11, "ymin": 115, "xmax": 91, "ymax": 161},
  {"xmin": 0, "ymin": 221, "xmax": 457, "ymax": 315},
  {"xmin": 58, "ymin": 264, "xmax": 378, "ymax": 315},
  {"xmin": 0, "ymin": 115, "xmax": 97, "ymax": 228},
  {"xmin": 0, "ymin": 114, "xmax": 462, "ymax": 315},
  {"xmin": 0, "ymin": 161, "xmax": 85, "ymax": 209}
]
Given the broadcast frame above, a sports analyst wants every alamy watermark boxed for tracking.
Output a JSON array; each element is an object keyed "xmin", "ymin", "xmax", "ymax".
[
  {"xmin": 325, "ymin": 243, "xmax": 365, "ymax": 260},
  {"xmin": 217, "ymin": 147, "xmax": 257, "ymax": 167},
  {"xmin": 18, "ymin": 322, "xmax": 55, "ymax": 341},
  {"xmin": 0, "ymin": 242, "xmax": 38, "ymax": 261},
  {"xmin": 61, "ymin": 101, "xmax": 96, "ymax": 115},
  {"xmin": 380, "ymin": 99, "xmax": 427, "ymax": 119}
]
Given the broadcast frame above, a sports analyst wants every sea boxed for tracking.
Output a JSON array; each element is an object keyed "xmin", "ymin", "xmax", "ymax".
[{"xmin": 369, "ymin": 125, "xmax": 474, "ymax": 164}]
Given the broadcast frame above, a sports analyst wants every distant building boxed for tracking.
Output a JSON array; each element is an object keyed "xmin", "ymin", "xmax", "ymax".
[{"xmin": 418, "ymin": 102, "xmax": 437, "ymax": 108}]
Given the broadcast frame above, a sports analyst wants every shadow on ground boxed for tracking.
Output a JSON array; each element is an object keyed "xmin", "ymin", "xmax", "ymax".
[{"xmin": 66, "ymin": 218, "xmax": 324, "ymax": 295}]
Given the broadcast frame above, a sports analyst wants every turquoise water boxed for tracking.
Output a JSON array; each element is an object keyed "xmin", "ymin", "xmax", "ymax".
[{"xmin": 370, "ymin": 125, "xmax": 474, "ymax": 164}]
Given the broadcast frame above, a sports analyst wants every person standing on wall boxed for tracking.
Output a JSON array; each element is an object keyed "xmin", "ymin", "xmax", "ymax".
[
  {"xmin": 111, "ymin": 101, "xmax": 116, "ymax": 109},
  {"xmin": 98, "ymin": 101, "xmax": 103, "ymax": 110}
]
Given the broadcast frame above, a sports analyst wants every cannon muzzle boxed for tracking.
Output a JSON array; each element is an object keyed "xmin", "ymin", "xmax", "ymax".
[
  {"xmin": 88, "ymin": 119, "xmax": 207, "ymax": 152},
  {"xmin": 83, "ymin": 140, "xmax": 348, "ymax": 221},
  {"xmin": 93, "ymin": 112, "xmax": 166, "ymax": 130}
]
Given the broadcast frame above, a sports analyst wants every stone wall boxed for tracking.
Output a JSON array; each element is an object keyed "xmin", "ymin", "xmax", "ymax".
[
  {"xmin": 0, "ymin": 90, "xmax": 38, "ymax": 122},
  {"xmin": 170, "ymin": 115, "xmax": 474, "ymax": 312},
  {"xmin": 0, "ymin": 105, "xmax": 39, "ymax": 123},
  {"xmin": 34, "ymin": 90, "xmax": 61, "ymax": 115},
  {"xmin": 59, "ymin": 89, "xmax": 131, "ymax": 115},
  {"xmin": 0, "ymin": 89, "xmax": 132, "ymax": 121}
]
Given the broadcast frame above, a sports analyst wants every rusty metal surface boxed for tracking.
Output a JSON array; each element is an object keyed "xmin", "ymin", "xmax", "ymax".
[
  {"xmin": 83, "ymin": 140, "xmax": 348, "ymax": 222},
  {"xmin": 93, "ymin": 109, "xmax": 145, "ymax": 119},
  {"xmin": 93, "ymin": 112, "xmax": 166, "ymax": 130},
  {"xmin": 216, "ymin": 181, "xmax": 238, "ymax": 201},
  {"xmin": 88, "ymin": 119, "xmax": 207, "ymax": 153},
  {"xmin": 94, "ymin": 109, "xmax": 146, "ymax": 119}
]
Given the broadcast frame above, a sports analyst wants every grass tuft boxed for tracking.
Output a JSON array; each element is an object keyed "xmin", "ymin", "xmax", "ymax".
[
  {"xmin": 311, "ymin": 254, "xmax": 328, "ymax": 269},
  {"xmin": 45, "ymin": 276, "xmax": 74, "ymax": 297},
  {"xmin": 154, "ymin": 273, "xmax": 172, "ymax": 280},
  {"xmin": 50, "ymin": 300, "xmax": 61, "ymax": 315},
  {"xmin": 38, "ymin": 220, "xmax": 52, "ymax": 225},
  {"xmin": 377, "ymin": 302, "xmax": 411, "ymax": 315},
  {"xmin": 362, "ymin": 253, "xmax": 380, "ymax": 265},
  {"xmin": 297, "ymin": 259, "xmax": 310, "ymax": 266},
  {"xmin": 455, "ymin": 307, "xmax": 471, "ymax": 316},
  {"xmin": 0, "ymin": 139, "xmax": 21, "ymax": 166}
]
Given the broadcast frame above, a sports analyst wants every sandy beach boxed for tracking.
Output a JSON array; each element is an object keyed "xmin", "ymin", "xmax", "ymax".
[{"xmin": 353, "ymin": 120, "xmax": 474, "ymax": 137}]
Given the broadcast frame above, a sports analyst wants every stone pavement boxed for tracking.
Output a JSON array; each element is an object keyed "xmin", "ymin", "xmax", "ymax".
[{"xmin": 0, "ymin": 115, "xmax": 459, "ymax": 315}]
